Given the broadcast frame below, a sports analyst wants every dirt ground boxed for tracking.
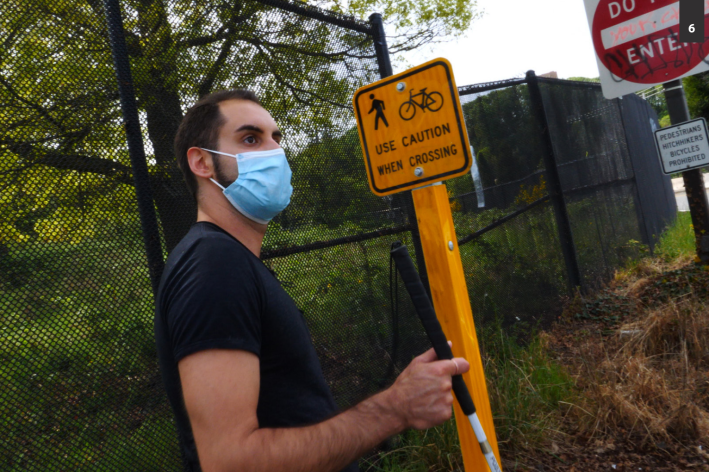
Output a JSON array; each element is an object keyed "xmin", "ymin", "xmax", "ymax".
[{"xmin": 506, "ymin": 259, "xmax": 709, "ymax": 472}]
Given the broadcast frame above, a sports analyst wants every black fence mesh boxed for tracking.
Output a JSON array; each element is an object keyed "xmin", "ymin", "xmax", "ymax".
[
  {"xmin": 539, "ymin": 78, "xmax": 673, "ymax": 289},
  {"xmin": 1, "ymin": 0, "xmax": 676, "ymax": 468},
  {"xmin": 0, "ymin": 0, "xmax": 432, "ymax": 470},
  {"xmin": 451, "ymin": 82, "xmax": 568, "ymax": 329},
  {"xmin": 449, "ymin": 77, "xmax": 675, "ymax": 332},
  {"xmin": 1, "ymin": 1, "xmax": 178, "ymax": 470}
]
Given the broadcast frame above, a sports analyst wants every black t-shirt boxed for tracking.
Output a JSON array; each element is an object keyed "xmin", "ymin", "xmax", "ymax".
[{"xmin": 154, "ymin": 222, "xmax": 358, "ymax": 472}]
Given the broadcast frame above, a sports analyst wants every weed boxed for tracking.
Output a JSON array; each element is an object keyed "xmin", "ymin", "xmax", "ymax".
[
  {"xmin": 364, "ymin": 319, "xmax": 577, "ymax": 471},
  {"xmin": 655, "ymin": 212, "xmax": 695, "ymax": 262}
]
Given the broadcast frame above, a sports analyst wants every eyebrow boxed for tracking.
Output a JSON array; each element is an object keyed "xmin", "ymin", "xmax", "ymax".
[{"xmin": 235, "ymin": 124, "xmax": 283, "ymax": 138}]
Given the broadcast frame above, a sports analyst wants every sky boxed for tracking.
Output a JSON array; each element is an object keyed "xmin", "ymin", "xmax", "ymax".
[{"xmin": 395, "ymin": 0, "xmax": 602, "ymax": 87}]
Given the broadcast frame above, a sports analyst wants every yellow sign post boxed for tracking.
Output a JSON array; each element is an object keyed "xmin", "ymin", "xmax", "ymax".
[{"xmin": 353, "ymin": 58, "xmax": 502, "ymax": 472}]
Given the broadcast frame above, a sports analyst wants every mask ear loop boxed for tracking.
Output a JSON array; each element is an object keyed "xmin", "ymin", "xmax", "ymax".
[
  {"xmin": 210, "ymin": 178, "xmax": 226, "ymax": 191},
  {"xmin": 201, "ymin": 148, "xmax": 228, "ymax": 191}
]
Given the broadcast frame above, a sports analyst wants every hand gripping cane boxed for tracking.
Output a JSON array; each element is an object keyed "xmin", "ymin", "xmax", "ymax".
[{"xmin": 390, "ymin": 242, "xmax": 502, "ymax": 472}]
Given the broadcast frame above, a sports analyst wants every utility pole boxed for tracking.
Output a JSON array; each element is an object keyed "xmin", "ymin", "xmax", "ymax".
[{"xmin": 664, "ymin": 80, "xmax": 709, "ymax": 264}]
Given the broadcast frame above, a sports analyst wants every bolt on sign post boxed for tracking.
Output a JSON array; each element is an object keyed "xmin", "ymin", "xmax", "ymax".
[
  {"xmin": 583, "ymin": 0, "xmax": 709, "ymax": 263},
  {"xmin": 353, "ymin": 57, "xmax": 502, "ymax": 471}
]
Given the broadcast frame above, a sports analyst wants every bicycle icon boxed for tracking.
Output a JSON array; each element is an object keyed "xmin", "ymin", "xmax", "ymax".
[{"xmin": 398, "ymin": 88, "xmax": 444, "ymax": 121}]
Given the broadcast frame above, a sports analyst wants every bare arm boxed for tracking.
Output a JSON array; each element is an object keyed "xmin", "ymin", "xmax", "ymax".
[{"xmin": 179, "ymin": 346, "xmax": 469, "ymax": 472}]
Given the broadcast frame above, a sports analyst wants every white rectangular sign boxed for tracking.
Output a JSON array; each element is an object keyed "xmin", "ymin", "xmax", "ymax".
[{"xmin": 654, "ymin": 118, "xmax": 709, "ymax": 174}]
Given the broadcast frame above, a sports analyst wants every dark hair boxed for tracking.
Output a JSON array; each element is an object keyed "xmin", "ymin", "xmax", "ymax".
[{"xmin": 174, "ymin": 89, "xmax": 261, "ymax": 201}]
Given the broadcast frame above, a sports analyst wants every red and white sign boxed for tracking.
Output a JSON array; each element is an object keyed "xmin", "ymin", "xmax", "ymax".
[{"xmin": 584, "ymin": 0, "xmax": 709, "ymax": 99}]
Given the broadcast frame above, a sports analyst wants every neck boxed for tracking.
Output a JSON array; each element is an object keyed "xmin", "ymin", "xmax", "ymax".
[{"xmin": 196, "ymin": 196, "xmax": 267, "ymax": 258}]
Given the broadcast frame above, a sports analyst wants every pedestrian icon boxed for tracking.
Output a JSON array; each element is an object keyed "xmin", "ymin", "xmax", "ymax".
[{"xmin": 368, "ymin": 94, "xmax": 388, "ymax": 130}]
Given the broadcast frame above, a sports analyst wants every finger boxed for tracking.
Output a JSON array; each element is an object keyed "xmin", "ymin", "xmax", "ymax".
[
  {"xmin": 452, "ymin": 357, "xmax": 470, "ymax": 374},
  {"xmin": 434, "ymin": 358, "xmax": 460, "ymax": 376},
  {"xmin": 434, "ymin": 358, "xmax": 470, "ymax": 376},
  {"xmin": 447, "ymin": 340, "xmax": 452, "ymax": 348},
  {"xmin": 411, "ymin": 346, "xmax": 439, "ymax": 365}
]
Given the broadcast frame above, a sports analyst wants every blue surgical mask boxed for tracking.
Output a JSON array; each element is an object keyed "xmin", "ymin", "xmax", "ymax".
[{"xmin": 203, "ymin": 147, "xmax": 293, "ymax": 224}]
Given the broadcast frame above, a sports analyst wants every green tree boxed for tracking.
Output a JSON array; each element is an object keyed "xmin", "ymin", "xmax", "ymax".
[
  {"xmin": 0, "ymin": 0, "xmax": 481, "ymax": 253},
  {"xmin": 461, "ymin": 85, "xmax": 543, "ymax": 189},
  {"xmin": 284, "ymin": 127, "xmax": 391, "ymax": 229},
  {"xmin": 684, "ymin": 71, "xmax": 709, "ymax": 120},
  {"xmin": 566, "ymin": 76, "xmax": 600, "ymax": 82}
]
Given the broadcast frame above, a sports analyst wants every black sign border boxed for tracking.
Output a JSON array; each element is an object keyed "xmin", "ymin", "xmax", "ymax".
[
  {"xmin": 354, "ymin": 60, "xmax": 470, "ymax": 195},
  {"xmin": 653, "ymin": 117, "xmax": 709, "ymax": 175}
]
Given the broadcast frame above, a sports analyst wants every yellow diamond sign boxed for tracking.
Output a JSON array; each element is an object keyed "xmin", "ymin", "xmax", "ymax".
[{"xmin": 353, "ymin": 58, "xmax": 471, "ymax": 196}]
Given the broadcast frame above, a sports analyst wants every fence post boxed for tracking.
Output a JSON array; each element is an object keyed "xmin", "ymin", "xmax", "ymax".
[
  {"xmin": 369, "ymin": 12, "xmax": 432, "ymax": 298},
  {"xmin": 526, "ymin": 70, "xmax": 582, "ymax": 291},
  {"xmin": 103, "ymin": 0, "xmax": 165, "ymax": 296}
]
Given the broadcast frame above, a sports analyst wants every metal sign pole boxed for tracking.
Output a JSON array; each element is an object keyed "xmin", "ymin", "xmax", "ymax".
[{"xmin": 663, "ymin": 80, "xmax": 709, "ymax": 263}]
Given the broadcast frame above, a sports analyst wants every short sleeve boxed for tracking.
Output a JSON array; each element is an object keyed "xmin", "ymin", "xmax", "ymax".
[{"xmin": 162, "ymin": 235, "xmax": 263, "ymax": 362}]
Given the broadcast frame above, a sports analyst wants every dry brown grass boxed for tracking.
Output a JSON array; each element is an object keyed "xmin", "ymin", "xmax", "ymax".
[{"xmin": 565, "ymin": 279, "xmax": 709, "ymax": 447}]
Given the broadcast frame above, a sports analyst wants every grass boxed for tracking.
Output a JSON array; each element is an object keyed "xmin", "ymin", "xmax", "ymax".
[
  {"xmin": 363, "ymin": 417, "xmax": 464, "ymax": 472},
  {"xmin": 0, "ymin": 200, "xmax": 695, "ymax": 470},
  {"xmin": 366, "ymin": 212, "xmax": 706, "ymax": 470},
  {"xmin": 545, "ymin": 212, "xmax": 709, "ymax": 468},
  {"xmin": 654, "ymin": 211, "xmax": 695, "ymax": 262},
  {"xmin": 363, "ymin": 319, "xmax": 577, "ymax": 471},
  {"xmin": 0, "ymin": 228, "xmax": 181, "ymax": 471}
]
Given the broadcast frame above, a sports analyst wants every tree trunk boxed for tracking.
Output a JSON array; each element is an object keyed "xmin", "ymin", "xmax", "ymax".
[
  {"xmin": 143, "ymin": 85, "xmax": 197, "ymax": 253},
  {"xmin": 132, "ymin": 0, "xmax": 196, "ymax": 253}
]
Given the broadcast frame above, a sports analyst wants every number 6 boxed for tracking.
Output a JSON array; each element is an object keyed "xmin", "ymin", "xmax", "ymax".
[{"xmin": 690, "ymin": 24, "xmax": 695, "ymax": 33}]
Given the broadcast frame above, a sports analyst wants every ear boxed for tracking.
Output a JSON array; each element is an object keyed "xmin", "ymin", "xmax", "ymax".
[{"xmin": 187, "ymin": 147, "xmax": 215, "ymax": 179}]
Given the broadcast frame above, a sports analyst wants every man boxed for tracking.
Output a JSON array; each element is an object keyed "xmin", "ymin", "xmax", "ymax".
[{"xmin": 154, "ymin": 89, "xmax": 470, "ymax": 472}]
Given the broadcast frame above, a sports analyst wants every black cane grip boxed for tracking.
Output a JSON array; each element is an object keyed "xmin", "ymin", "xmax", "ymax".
[{"xmin": 390, "ymin": 242, "xmax": 476, "ymax": 416}]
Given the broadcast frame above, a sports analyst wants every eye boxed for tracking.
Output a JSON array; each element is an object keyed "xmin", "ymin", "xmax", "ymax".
[{"xmin": 244, "ymin": 135, "xmax": 257, "ymax": 144}]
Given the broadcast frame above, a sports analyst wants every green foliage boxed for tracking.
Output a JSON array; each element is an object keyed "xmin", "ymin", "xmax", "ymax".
[
  {"xmin": 566, "ymin": 76, "xmax": 600, "ymax": 83},
  {"xmin": 565, "ymin": 193, "xmax": 644, "ymax": 286},
  {"xmin": 654, "ymin": 211, "xmax": 696, "ymax": 261},
  {"xmin": 0, "ymin": 229, "xmax": 180, "ymax": 470},
  {"xmin": 462, "ymin": 85, "xmax": 544, "ymax": 189},
  {"xmin": 1, "ymin": 0, "xmax": 478, "ymax": 253},
  {"xmin": 363, "ymin": 416, "xmax": 463, "ymax": 471},
  {"xmin": 569, "ymin": 289, "xmax": 634, "ymax": 326},
  {"xmin": 646, "ymin": 93, "xmax": 668, "ymax": 120},
  {"xmin": 480, "ymin": 320, "xmax": 576, "ymax": 451},
  {"xmin": 283, "ymin": 127, "xmax": 390, "ymax": 229},
  {"xmin": 684, "ymin": 72, "xmax": 709, "ymax": 120},
  {"xmin": 364, "ymin": 322, "xmax": 576, "ymax": 471},
  {"xmin": 265, "ymin": 227, "xmax": 427, "ymax": 407},
  {"xmin": 453, "ymin": 202, "xmax": 567, "ymax": 326},
  {"xmin": 325, "ymin": 0, "xmax": 481, "ymax": 43}
]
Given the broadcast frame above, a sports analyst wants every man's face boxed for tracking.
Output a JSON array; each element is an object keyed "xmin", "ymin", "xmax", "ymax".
[{"xmin": 212, "ymin": 99, "xmax": 283, "ymax": 186}]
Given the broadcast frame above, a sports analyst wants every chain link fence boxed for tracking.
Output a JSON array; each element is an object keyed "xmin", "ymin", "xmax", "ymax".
[
  {"xmin": 1, "ymin": 0, "xmax": 432, "ymax": 469},
  {"xmin": 449, "ymin": 75, "xmax": 676, "ymax": 333},
  {"xmin": 0, "ymin": 0, "xmax": 676, "ymax": 469},
  {"xmin": 450, "ymin": 79, "xmax": 567, "ymax": 331}
]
